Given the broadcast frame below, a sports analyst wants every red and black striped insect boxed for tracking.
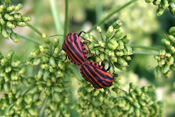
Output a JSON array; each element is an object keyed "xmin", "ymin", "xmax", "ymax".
[
  {"xmin": 80, "ymin": 54, "xmax": 117, "ymax": 89},
  {"xmin": 62, "ymin": 31, "xmax": 89, "ymax": 65}
]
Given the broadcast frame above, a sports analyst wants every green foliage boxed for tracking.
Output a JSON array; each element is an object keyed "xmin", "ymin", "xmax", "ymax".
[
  {"xmin": 1, "ymin": 0, "xmax": 174, "ymax": 116},
  {"xmin": 0, "ymin": 0, "xmax": 31, "ymax": 42},
  {"xmin": 145, "ymin": 0, "xmax": 175, "ymax": 16},
  {"xmin": 154, "ymin": 26, "xmax": 175, "ymax": 79}
]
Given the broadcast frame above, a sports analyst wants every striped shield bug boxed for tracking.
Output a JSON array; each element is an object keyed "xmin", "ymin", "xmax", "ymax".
[
  {"xmin": 62, "ymin": 31, "xmax": 89, "ymax": 65},
  {"xmin": 80, "ymin": 53, "xmax": 118, "ymax": 89}
]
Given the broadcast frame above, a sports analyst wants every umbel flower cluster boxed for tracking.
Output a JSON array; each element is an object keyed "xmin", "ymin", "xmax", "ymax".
[
  {"xmin": 0, "ymin": 0, "xmax": 31, "ymax": 42},
  {"xmin": 145, "ymin": 0, "xmax": 175, "ymax": 16},
  {"xmin": 83, "ymin": 20, "xmax": 132, "ymax": 74},
  {"xmin": 0, "ymin": 36, "xmax": 71, "ymax": 116},
  {"xmin": 154, "ymin": 27, "xmax": 175, "ymax": 79},
  {"xmin": 76, "ymin": 79, "xmax": 164, "ymax": 116}
]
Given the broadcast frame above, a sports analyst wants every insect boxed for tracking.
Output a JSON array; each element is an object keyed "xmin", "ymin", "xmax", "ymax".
[
  {"xmin": 80, "ymin": 54, "xmax": 117, "ymax": 89},
  {"xmin": 62, "ymin": 31, "xmax": 89, "ymax": 65}
]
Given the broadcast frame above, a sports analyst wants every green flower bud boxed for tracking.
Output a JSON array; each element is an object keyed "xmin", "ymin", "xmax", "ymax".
[
  {"xmin": 7, "ymin": 21, "xmax": 15, "ymax": 29},
  {"xmin": 53, "ymin": 48, "xmax": 59, "ymax": 57},
  {"xmin": 41, "ymin": 55, "xmax": 49, "ymax": 63},
  {"xmin": 162, "ymin": 0, "xmax": 169, "ymax": 9},
  {"xmin": 113, "ymin": 20, "xmax": 122, "ymax": 29},
  {"xmin": 114, "ymin": 28, "xmax": 123, "ymax": 39},
  {"xmin": 28, "ymin": 107, "xmax": 37, "ymax": 116},
  {"xmin": 169, "ymin": 27, "xmax": 175, "ymax": 36},
  {"xmin": 135, "ymin": 86, "xmax": 142, "ymax": 95},
  {"xmin": 4, "ymin": 14, "xmax": 14, "ymax": 21},
  {"xmin": 4, "ymin": 82, "xmax": 10, "ymax": 91},
  {"xmin": 5, "ymin": 66, "xmax": 12, "ymax": 73},
  {"xmin": 18, "ymin": 66, "xmax": 26, "ymax": 75},
  {"xmin": 122, "ymin": 34, "xmax": 131, "ymax": 44},
  {"xmin": 106, "ymin": 26, "xmax": 114, "ymax": 38},
  {"xmin": 165, "ymin": 53, "xmax": 171, "ymax": 58},
  {"xmin": 145, "ymin": 0, "xmax": 153, "ymax": 3},
  {"xmin": 165, "ymin": 71, "xmax": 171, "ymax": 79},
  {"xmin": 128, "ymin": 106, "xmax": 134, "ymax": 114},
  {"xmin": 159, "ymin": 49, "xmax": 166, "ymax": 58},
  {"xmin": 2, "ymin": 28, "xmax": 9, "ymax": 39},
  {"xmin": 30, "ymin": 49, "xmax": 40, "ymax": 57},
  {"xmin": 114, "ymin": 62, "xmax": 126, "ymax": 71},
  {"xmin": 1, "ymin": 57, "xmax": 9, "ymax": 66},
  {"xmin": 43, "ymin": 70, "xmax": 50, "ymax": 81},
  {"xmin": 7, "ymin": 50, "xmax": 14, "ymax": 59},
  {"xmin": 161, "ymin": 38, "xmax": 170, "ymax": 45},
  {"xmin": 125, "ymin": 45, "xmax": 133, "ymax": 55},
  {"xmin": 6, "ymin": 4, "xmax": 14, "ymax": 11},
  {"xmin": 97, "ymin": 26, "xmax": 102, "ymax": 33},
  {"xmin": 10, "ymin": 33, "xmax": 19, "ymax": 43},
  {"xmin": 117, "ymin": 40, "xmax": 124, "ymax": 50},
  {"xmin": 156, "ymin": 7, "xmax": 165, "ymax": 16},
  {"xmin": 14, "ymin": 13, "xmax": 22, "ymax": 21},
  {"xmin": 31, "ymin": 58, "xmax": 40, "ymax": 65},
  {"xmin": 153, "ymin": 0, "xmax": 161, "ymax": 5},
  {"xmin": 158, "ymin": 59, "xmax": 165, "ymax": 66},
  {"xmin": 14, "ymin": 3, "xmax": 23, "ymax": 11},
  {"xmin": 17, "ymin": 22, "xmax": 26, "ymax": 27},
  {"xmin": 115, "ymin": 50, "xmax": 124, "ymax": 56},
  {"xmin": 154, "ymin": 66, "xmax": 161, "ymax": 78},
  {"xmin": 0, "ymin": 5, "xmax": 7, "ymax": 12},
  {"xmin": 117, "ymin": 57, "xmax": 128, "ymax": 67},
  {"xmin": 135, "ymin": 109, "xmax": 140, "ymax": 116},
  {"xmin": 167, "ymin": 56, "xmax": 174, "ymax": 65},
  {"xmin": 98, "ymin": 41, "xmax": 105, "ymax": 47},
  {"xmin": 49, "ymin": 57, "xmax": 56, "ymax": 67},
  {"xmin": 169, "ymin": 3, "xmax": 175, "ymax": 15},
  {"xmin": 167, "ymin": 45, "xmax": 175, "ymax": 53},
  {"xmin": 107, "ymin": 39, "xmax": 118, "ymax": 50},
  {"xmin": 16, "ymin": 97, "xmax": 23, "ymax": 106},
  {"xmin": 22, "ymin": 15, "xmax": 31, "ymax": 22},
  {"xmin": 168, "ymin": 35, "xmax": 175, "ymax": 43},
  {"xmin": 161, "ymin": 64, "xmax": 170, "ymax": 74},
  {"xmin": 11, "ymin": 60, "xmax": 20, "ymax": 67}
]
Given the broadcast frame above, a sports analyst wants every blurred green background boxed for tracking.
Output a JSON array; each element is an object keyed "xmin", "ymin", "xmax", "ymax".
[{"xmin": 0, "ymin": 0, "xmax": 175, "ymax": 116}]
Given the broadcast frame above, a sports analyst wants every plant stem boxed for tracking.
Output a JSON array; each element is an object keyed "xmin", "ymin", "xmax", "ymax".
[
  {"xmin": 50, "ymin": 0, "xmax": 64, "ymax": 48},
  {"xmin": 17, "ymin": 34, "xmax": 42, "ymax": 45},
  {"xmin": 87, "ymin": 0, "xmax": 138, "ymax": 33},
  {"xmin": 26, "ymin": 22, "xmax": 42, "ymax": 37},
  {"xmin": 130, "ymin": 45, "xmax": 163, "ymax": 51},
  {"xmin": 133, "ymin": 51, "xmax": 159, "ymax": 55},
  {"xmin": 64, "ymin": 0, "xmax": 68, "ymax": 38}
]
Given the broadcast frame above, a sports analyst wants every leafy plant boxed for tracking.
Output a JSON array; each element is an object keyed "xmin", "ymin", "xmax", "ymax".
[{"xmin": 1, "ymin": 0, "xmax": 175, "ymax": 116}]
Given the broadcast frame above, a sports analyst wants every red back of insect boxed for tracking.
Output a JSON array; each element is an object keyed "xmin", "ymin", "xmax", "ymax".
[
  {"xmin": 80, "ymin": 62, "xmax": 114, "ymax": 89},
  {"xmin": 62, "ymin": 32, "xmax": 87, "ymax": 65}
]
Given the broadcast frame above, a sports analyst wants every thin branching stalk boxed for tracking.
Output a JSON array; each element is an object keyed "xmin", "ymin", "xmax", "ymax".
[
  {"xmin": 17, "ymin": 34, "xmax": 42, "ymax": 45},
  {"xmin": 26, "ymin": 23, "xmax": 42, "ymax": 37},
  {"xmin": 133, "ymin": 51, "xmax": 159, "ymax": 55},
  {"xmin": 64, "ymin": 0, "xmax": 68, "ymax": 38},
  {"xmin": 50, "ymin": 0, "xmax": 64, "ymax": 48}
]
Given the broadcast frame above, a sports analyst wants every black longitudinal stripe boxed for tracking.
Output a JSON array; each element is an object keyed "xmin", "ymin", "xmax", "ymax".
[
  {"xmin": 68, "ymin": 43, "xmax": 85, "ymax": 62},
  {"xmin": 81, "ymin": 42, "xmax": 87, "ymax": 60},
  {"xmin": 89, "ymin": 65, "xmax": 110, "ymax": 87},
  {"xmin": 82, "ymin": 65, "xmax": 101, "ymax": 88},
  {"xmin": 69, "ymin": 33, "xmax": 73, "ymax": 41},
  {"xmin": 63, "ymin": 42, "xmax": 81, "ymax": 65},
  {"xmin": 64, "ymin": 39, "xmax": 84, "ymax": 63},
  {"xmin": 84, "ymin": 64, "xmax": 105, "ymax": 88},
  {"xmin": 89, "ymin": 62, "xmax": 111, "ymax": 79},
  {"xmin": 73, "ymin": 34, "xmax": 84, "ymax": 55},
  {"xmin": 80, "ymin": 67, "xmax": 96, "ymax": 87},
  {"xmin": 88, "ymin": 63, "xmax": 113, "ymax": 85},
  {"xmin": 81, "ymin": 66, "xmax": 97, "ymax": 88}
]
